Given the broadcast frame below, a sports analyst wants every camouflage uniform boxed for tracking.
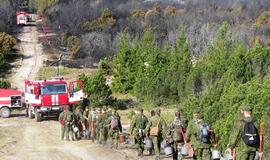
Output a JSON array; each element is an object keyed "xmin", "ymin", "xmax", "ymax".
[
  {"xmin": 167, "ymin": 110, "xmax": 187, "ymax": 160},
  {"xmin": 74, "ymin": 107, "xmax": 83, "ymax": 140},
  {"xmin": 58, "ymin": 111, "xmax": 66, "ymax": 140},
  {"xmin": 83, "ymin": 107, "xmax": 90, "ymax": 139},
  {"xmin": 146, "ymin": 108, "xmax": 167, "ymax": 160},
  {"xmin": 228, "ymin": 106, "xmax": 258, "ymax": 160},
  {"xmin": 129, "ymin": 109, "xmax": 148, "ymax": 156},
  {"xmin": 107, "ymin": 110, "xmax": 122, "ymax": 149},
  {"xmin": 263, "ymin": 121, "xmax": 270, "ymax": 159},
  {"xmin": 97, "ymin": 109, "xmax": 109, "ymax": 144},
  {"xmin": 64, "ymin": 109, "xmax": 74, "ymax": 141},
  {"xmin": 186, "ymin": 114, "xmax": 211, "ymax": 160},
  {"xmin": 95, "ymin": 109, "xmax": 103, "ymax": 141}
]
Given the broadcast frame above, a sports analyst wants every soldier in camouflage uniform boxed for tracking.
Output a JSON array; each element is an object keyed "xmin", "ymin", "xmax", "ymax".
[
  {"xmin": 88, "ymin": 108, "xmax": 96, "ymax": 141},
  {"xmin": 64, "ymin": 105, "xmax": 75, "ymax": 141},
  {"xmin": 228, "ymin": 106, "xmax": 258, "ymax": 160},
  {"xmin": 107, "ymin": 109, "xmax": 122, "ymax": 149},
  {"xmin": 94, "ymin": 108, "xmax": 102, "ymax": 142},
  {"xmin": 146, "ymin": 108, "xmax": 167, "ymax": 160},
  {"xmin": 97, "ymin": 107, "xmax": 109, "ymax": 145},
  {"xmin": 263, "ymin": 121, "xmax": 270, "ymax": 159},
  {"xmin": 186, "ymin": 114, "xmax": 212, "ymax": 160},
  {"xmin": 129, "ymin": 108, "xmax": 148, "ymax": 157},
  {"xmin": 167, "ymin": 109, "xmax": 187, "ymax": 160},
  {"xmin": 83, "ymin": 106, "xmax": 90, "ymax": 139},
  {"xmin": 73, "ymin": 106, "xmax": 83, "ymax": 140},
  {"xmin": 59, "ymin": 107, "xmax": 67, "ymax": 140}
]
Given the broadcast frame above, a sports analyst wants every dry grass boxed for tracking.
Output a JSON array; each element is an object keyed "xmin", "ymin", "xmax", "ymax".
[{"xmin": 37, "ymin": 66, "xmax": 97, "ymax": 80}]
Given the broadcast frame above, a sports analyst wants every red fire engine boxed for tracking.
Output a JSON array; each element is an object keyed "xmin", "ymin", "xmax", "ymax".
[
  {"xmin": 16, "ymin": 11, "xmax": 28, "ymax": 25},
  {"xmin": 0, "ymin": 89, "xmax": 23, "ymax": 118},
  {"xmin": 24, "ymin": 78, "xmax": 84, "ymax": 121}
]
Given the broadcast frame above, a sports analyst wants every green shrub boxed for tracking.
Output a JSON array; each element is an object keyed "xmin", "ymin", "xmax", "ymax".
[{"xmin": 0, "ymin": 79, "xmax": 11, "ymax": 88}]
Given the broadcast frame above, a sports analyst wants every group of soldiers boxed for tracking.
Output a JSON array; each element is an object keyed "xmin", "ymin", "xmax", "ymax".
[
  {"xmin": 58, "ymin": 105, "xmax": 122, "ymax": 148},
  {"xmin": 59, "ymin": 104, "xmax": 263, "ymax": 160}
]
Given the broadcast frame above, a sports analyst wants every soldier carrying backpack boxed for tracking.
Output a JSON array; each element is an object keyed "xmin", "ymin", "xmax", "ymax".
[
  {"xmin": 228, "ymin": 105, "xmax": 259, "ymax": 160},
  {"xmin": 186, "ymin": 113, "xmax": 213, "ymax": 159},
  {"xmin": 167, "ymin": 109, "xmax": 187, "ymax": 160}
]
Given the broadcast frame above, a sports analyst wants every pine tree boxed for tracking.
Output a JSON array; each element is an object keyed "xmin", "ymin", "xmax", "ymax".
[
  {"xmin": 112, "ymin": 33, "xmax": 133, "ymax": 93},
  {"xmin": 165, "ymin": 25, "xmax": 191, "ymax": 101}
]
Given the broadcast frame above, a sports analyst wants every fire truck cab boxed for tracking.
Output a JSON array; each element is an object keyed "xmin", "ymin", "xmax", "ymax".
[
  {"xmin": 24, "ymin": 78, "xmax": 84, "ymax": 121},
  {"xmin": 0, "ymin": 89, "xmax": 23, "ymax": 118},
  {"xmin": 16, "ymin": 11, "xmax": 28, "ymax": 25}
]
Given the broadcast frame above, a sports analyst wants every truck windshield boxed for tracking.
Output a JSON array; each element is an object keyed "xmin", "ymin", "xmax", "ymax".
[{"xmin": 42, "ymin": 84, "xmax": 66, "ymax": 95}]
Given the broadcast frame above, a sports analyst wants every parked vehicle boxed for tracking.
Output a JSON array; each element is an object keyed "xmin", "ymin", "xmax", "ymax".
[
  {"xmin": 0, "ymin": 89, "xmax": 24, "ymax": 118},
  {"xmin": 24, "ymin": 78, "xmax": 84, "ymax": 121}
]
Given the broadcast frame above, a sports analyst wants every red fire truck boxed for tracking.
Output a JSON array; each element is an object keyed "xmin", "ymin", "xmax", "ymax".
[
  {"xmin": 16, "ymin": 11, "xmax": 28, "ymax": 25},
  {"xmin": 24, "ymin": 78, "xmax": 84, "ymax": 121},
  {"xmin": 0, "ymin": 89, "xmax": 23, "ymax": 118}
]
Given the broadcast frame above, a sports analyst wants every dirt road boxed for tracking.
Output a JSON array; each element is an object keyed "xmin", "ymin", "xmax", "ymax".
[
  {"xmin": 0, "ymin": 116, "xmax": 136, "ymax": 160},
  {"xmin": 10, "ymin": 25, "xmax": 44, "ymax": 90}
]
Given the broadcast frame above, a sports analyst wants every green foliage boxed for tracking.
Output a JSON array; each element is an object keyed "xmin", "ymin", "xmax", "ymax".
[
  {"xmin": 66, "ymin": 35, "xmax": 81, "ymax": 58},
  {"xmin": 0, "ymin": 79, "xmax": 11, "ymax": 88},
  {"xmin": 112, "ymin": 26, "xmax": 191, "ymax": 103},
  {"xmin": 83, "ymin": 7, "xmax": 116, "ymax": 32},
  {"xmin": 182, "ymin": 27, "xmax": 270, "ymax": 149},
  {"xmin": 79, "ymin": 70, "xmax": 113, "ymax": 108},
  {"xmin": 112, "ymin": 22, "xmax": 270, "ymax": 149},
  {"xmin": 112, "ymin": 34, "xmax": 135, "ymax": 93},
  {"xmin": 0, "ymin": 32, "xmax": 16, "ymax": 67}
]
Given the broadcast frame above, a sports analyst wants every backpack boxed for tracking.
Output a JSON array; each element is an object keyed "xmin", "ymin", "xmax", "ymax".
[
  {"xmin": 172, "ymin": 119, "xmax": 184, "ymax": 142},
  {"xmin": 200, "ymin": 124, "xmax": 211, "ymax": 144},
  {"xmin": 242, "ymin": 120, "xmax": 259, "ymax": 147},
  {"xmin": 111, "ymin": 116, "xmax": 119, "ymax": 130}
]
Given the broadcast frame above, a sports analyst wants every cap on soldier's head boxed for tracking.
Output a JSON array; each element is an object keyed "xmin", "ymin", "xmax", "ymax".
[
  {"xmin": 197, "ymin": 114, "xmax": 204, "ymax": 119},
  {"xmin": 155, "ymin": 108, "xmax": 161, "ymax": 114},
  {"xmin": 241, "ymin": 105, "xmax": 252, "ymax": 112},
  {"xmin": 192, "ymin": 109, "xmax": 199, "ymax": 115},
  {"xmin": 112, "ymin": 108, "xmax": 117, "ymax": 114},
  {"xmin": 175, "ymin": 109, "xmax": 181, "ymax": 113},
  {"xmin": 102, "ymin": 106, "xmax": 107, "ymax": 111},
  {"xmin": 136, "ymin": 107, "xmax": 143, "ymax": 112}
]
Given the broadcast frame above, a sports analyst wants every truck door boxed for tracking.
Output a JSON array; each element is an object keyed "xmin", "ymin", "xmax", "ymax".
[{"xmin": 69, "ymin": 80, "xmax": 84, "ymax": 103}]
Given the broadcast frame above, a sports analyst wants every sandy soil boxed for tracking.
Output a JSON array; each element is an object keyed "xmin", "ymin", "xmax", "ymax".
[{"xmin": 0, "ymin": 116, "xmax": 136, "ymax": 160}]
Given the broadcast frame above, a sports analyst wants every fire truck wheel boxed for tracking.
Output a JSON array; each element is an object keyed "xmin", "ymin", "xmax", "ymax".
[
  {"xmin": 0, "ymin": 107, "xmax": 11, "ymax": 118},
  {"xmin": 28, "ymin": 108, "xmax": 34, "ymax": 119},
  {"xmin": 35, "ymin": 112, "xmax": 42, "ymax": 122}
]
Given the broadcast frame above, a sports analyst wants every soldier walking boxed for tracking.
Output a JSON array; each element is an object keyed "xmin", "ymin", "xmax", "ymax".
[
  {"xmin": 83, "ymin": 106, "xmax": 90, "ymax": 139},
  {"xmin": 89, "ymin": 108, "xmax": 97, "ymax": 141},
  {"xmin": 97, "ymin": 107, "xmax": 108, "ymax": 145},
  {"xmin": 186, "ymin": 114, "xmax": 212, "ymax": 160},
  {"xmin": 167, "ymin": 109, "xmax": 187, "ymax": 160},
  {"xmin": 74, "ymin": 106, "xmax": 83, "ymax": 140},
  {"xmin": 95, "ymin": 108, "xmax": 102, "ymax": 142},
  {"xmin": 228, "ymin": 105, "xmax": 259, "ymax": 160},
  {"xmin": 107, "ymin": 109, "xmax": 122, "ymax": 149},
  {"xmin": 146, "ymin": 108, "xmax": 167, "ymax": 160},
  {"xmin": 64, "ymin": 105, "xmax": 75, "ymax": 141},
  {"xmin": 129, "ymin": 108, "xmax": 148, "ymax": 157},
  {"xmin": 59, "ymin": 107, "xmax": 67, "ymax": 140}
]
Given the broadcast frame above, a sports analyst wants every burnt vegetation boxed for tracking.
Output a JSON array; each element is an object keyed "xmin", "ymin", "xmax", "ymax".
[{"xmin": 41, "ymin": 0, "xmax": 270, "ymax": 65}]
